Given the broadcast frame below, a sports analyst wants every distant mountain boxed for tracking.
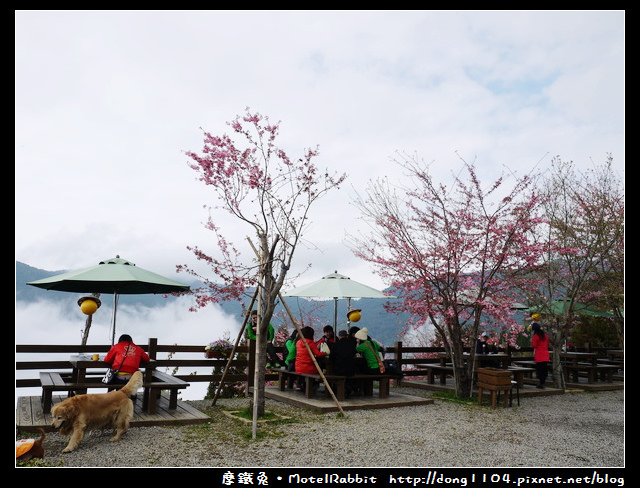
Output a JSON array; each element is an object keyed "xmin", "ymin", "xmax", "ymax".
[{"xmin": 15, "ymin": 261, "xmax": 408, "ymax": 346}]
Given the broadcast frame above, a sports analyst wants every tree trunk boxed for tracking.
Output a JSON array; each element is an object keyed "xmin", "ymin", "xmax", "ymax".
[
  {"xmin": 81, "ymin": 315, "xmax": 92, "ymax": 345},
  {"xmin": 453, "ymin": 363, "xmax": 473, "ymax": 398},
  {"xmin": 615, "ymin": 316, "xmax": 624, "ymax": 349},
  {"xmin": 549, "ymin": 331, "xmax": 566, "ymax": 389},
  {"xmin": 249, "ymin": 300, "xmax": 277, "ymax": 418},
  {"xmin": 80, "ymin": 293, "xmax": 100, "ymax": 345},
  {"xmin": 450, "ymin": 342, "xmax": 474, "ymax": 398}
]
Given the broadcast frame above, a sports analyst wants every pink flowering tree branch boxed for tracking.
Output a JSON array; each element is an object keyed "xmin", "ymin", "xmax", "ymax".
[
  {"xmin": 525, "ymin": 156, "xmax": 624, "ymax": 386},
  {"xmin": 178, "ymin": 108, "xmax": 345, "ymax": 415},
  {"xmin": 349, "ymin": 152, "xmax": 548, "ymax": 398}
]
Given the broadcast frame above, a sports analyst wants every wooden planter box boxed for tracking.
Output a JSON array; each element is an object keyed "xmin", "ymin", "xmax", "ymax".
[
  {"xmin": 477, "ymin": 367, "xmax": 511, "ymax": 386},
  {"xmin": 205, "ymin": 350, "xmax": 229, "ymax": 358}
]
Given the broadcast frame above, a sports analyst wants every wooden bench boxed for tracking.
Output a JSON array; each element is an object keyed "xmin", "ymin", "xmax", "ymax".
[
  {"xmin": 477, "ymin": 381, "xmax": 512, "ymax": 409},
  {"xmin": 507, "ymin": 366, "xmax": 536, "ymax": 388},
  {"xmin": 40, "ymin": 372, "xmax": 70, "ymax": 412},
  {"xmin": 417, "ymin": 364, "xmax": 454, "ymax": 385},
  {"xmin": 143, "ymin": 370, "xmax": 190, "ymax": 413},
  {"xmin": 597, "ymin": 359, "xmax": 623, "ymax": 370},
  {"xmin": 269, "ymin": 369, "xmax": 347, "ymax": 400},
  {"xmin": 511, "ymin": 360, "xmax": 553, "ymax": 375},
  {"xmin": 350, "ymin": 374, "xmax": 400, "ymax": 398},
  {"xmin": 268, "ymin": 368, "xmax": 400, "ymax": 400},
  {"xmin": 564, "ymin": 363, "xmax": 619, "ymax": 383},
  {"xmin": 39, "ymin": 371, "xmax": 126, "ymax": 413}
]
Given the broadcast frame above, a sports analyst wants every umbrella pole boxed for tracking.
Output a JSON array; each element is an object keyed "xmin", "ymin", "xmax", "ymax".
[
  {"xmin": 111, "ymin": 293, "xmax": 119, "ymax": 345},
  {"xmin": 333, "ymin": 298, "xmax": 338, "ymax": 329}
]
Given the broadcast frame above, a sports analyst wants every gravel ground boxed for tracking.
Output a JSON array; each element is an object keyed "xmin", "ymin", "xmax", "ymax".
[{"xmin": 21, "ymin": 387, "xmax": 624, "ymax": 468}]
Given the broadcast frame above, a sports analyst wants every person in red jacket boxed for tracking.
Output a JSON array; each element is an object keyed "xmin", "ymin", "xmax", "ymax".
[
  {"xmin": 295, "ymin": 326, "xmax": 328, "ymax": 375},
  {"xmin": 530, "ymin": 316, "xmax": 550, "ymax": 389},
  {"xmin": 295, "ymin": 326, "xmax": 328, "ymax": 392},
  {"xmin": 104, "ymin": 334, "xmax": 150, "ymax": 385}
]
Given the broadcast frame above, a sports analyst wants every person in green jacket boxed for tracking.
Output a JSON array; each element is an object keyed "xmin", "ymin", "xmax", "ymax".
[
  {"xmin": 355, "ymin": 327, "xmax": 383, "ymax": 375},
  {"xmin": 284, "ymin": 329, "xmax": 299, "ymax": 371},
  {"xmin": 247, "ymin": 310, "xmax": 282, "ymax": 368}
]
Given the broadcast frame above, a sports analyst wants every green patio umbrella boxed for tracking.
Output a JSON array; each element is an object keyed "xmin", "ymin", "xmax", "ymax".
[
  {"xmin": 27, "ymin": 255, "xmax": 190, "ymax": 343},
  {"xmin": 525, "ymin": 298, "xmax": 614, "ymax": 318}
]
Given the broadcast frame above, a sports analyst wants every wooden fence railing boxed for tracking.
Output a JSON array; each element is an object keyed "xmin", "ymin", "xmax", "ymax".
[
  {"xmin": 16, "ymin": 339, "xmax": 609, "ymax": 392},
  {"xmin": 16, "ymin": 339, "xmax": 279, "ymax": 390}
]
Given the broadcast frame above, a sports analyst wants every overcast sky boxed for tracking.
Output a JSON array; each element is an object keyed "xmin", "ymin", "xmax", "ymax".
[{"xmin": 15, "ymin": 11, "xmax": 624, "ymax": 400}]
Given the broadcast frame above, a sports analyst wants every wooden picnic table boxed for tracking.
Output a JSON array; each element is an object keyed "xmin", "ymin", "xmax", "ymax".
[
  {"xmin": 559, "ymin": 352, "xmax": 618, "ymax": 383},
  {"xmin": 606, "ymin": 349, "xmax": 624, "ymax": 361},
  {"xmin": 437, "ymin": 352, "xmax": 511, "ymax": 369},
  {"xmin": 42, "ymin": 356, "xmax": 190, "ymax": 414},
  {"xmin": 416, "ymin": 353, "xmax": 511, "ymax": 386},
  {"xmin": 416, "ymin": 363, "xmax": 454, "ymax": 384},
  {"xmin": 419, "ymin": 355, "xmax": 532, "ymax": 389},
  {"xmin": 68, "ymin": 355, "xmax": 110, "ymax": 394}
]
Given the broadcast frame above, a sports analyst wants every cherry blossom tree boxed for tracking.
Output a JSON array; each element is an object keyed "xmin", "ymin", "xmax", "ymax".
[
  {"xmin": 526, "ymin": 156, "xmax": 624, "ymax": 387},
  {"xmin": 178, "ymin": 109, "xmax": 346, "ymax": 415},
  {"xmin": 349, "ymin": 153, "xmax": 547, "ymax": 398}
]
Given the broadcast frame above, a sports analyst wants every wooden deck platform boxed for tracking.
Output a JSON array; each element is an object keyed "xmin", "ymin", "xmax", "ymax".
[
  {"xmin": 400, "ymin": 374, "xmax": 622, "ymax": 395},
  {"xmin": 16, "ymin": 393, "xmax": 211, "ymax": 433},
  {"xmin": 400, "ymin": 378, "xmax": 565, "ymax": 397},
  {"xmin": 263, "ymin": 385, "xmax": 434, "ymax": 413}
]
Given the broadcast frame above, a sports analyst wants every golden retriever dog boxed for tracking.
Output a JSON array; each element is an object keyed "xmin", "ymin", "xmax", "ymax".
[{"xmin": 51, "ymin": 371, "xmax": 143, "ymax": 453}]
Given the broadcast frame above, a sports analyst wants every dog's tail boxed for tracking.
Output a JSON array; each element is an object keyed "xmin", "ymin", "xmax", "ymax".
[
  {"xmin": 35, "ymin": 428, "xmax": 46, "ymax": 446},
  {"xmin": 120, "ymin": 370, "xmax": 143, "ymax": 396}
]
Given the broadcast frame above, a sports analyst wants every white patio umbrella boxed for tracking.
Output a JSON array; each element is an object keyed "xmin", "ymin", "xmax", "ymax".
[{"xmin": 283, "ymin": 271, "xmax": 391, "ymax": 330}]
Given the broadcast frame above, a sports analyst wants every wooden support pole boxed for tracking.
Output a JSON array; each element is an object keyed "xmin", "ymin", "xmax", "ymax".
[
  {"xmin": 211, "ymin": 288, "xmax": 258, "ymax": 406},
  {"xmin": 246, "ymin": 236, "xmax": 346, "ymax": 417}
]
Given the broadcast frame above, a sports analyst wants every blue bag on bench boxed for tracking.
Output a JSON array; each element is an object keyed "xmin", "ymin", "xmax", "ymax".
[{"xmin": 382, "ymin": 359, "xmax": 402, "ymax": 376}]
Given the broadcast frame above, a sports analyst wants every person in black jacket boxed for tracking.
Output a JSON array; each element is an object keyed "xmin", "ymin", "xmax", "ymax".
[
  {"xmin": 476, "ymin": 332, "xmax": 498, "ymax": 367},
  {"xmin": 332, "ymin": 329, "xmax": 357, "ymax": 397},
  {"xmin": 476, "ymin": 332, "xmax": 490, "ymax": 355}
]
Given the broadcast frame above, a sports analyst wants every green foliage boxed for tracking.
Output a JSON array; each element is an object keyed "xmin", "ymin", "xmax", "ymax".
[
  {"xmin": 235, "ymin": 406, "xmax": 278, "ymax": 421},
  {"xmin": 204, "ymin": 345, "xmax": 248, "ymax": 399},
  {"xmin": 16, "ymin": 458, "xmax": 65, "ymax": 467},
  {"xmin": 569, "ymin": 317, "xmax": 620, "ymax": 348},
  {"xmin": 432, "ymin": 390, "xmax": 477, "ymax": 405}
]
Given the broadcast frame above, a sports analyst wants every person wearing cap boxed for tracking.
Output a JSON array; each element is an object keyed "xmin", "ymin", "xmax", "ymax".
[
  {"xmin": 316, "ymin": 325, "xmax": 335, "ymax": 351},
  {"xmin": 476, "ymin": 332, "xmax": 490, "ymax": 355},
  {"xmin": 315, "ymin": 325, "xmax": 336, "ymax": 372},
  {"xmin": 475, "ymin": 331, "xmax": 497, "ymax": 366},
  {"xmin": 354, "ymin": 327, "xmax": 383, "ymax": 375},
  {"xmin": 529, "ymin": 314, "xmax": 550, "ymax": 389},
  {"xmin": 348, "ymin": 326, "xmax": 360, "ymax": 342}
]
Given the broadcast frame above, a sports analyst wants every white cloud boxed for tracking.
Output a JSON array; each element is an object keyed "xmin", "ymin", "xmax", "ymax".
[
  {"xmin": 15, "ymin": 297, "xmax": 242, "ymax": 403},
  {"xmin": 16, "ymin": 10, "xmax": 624, "ymax": 341}
]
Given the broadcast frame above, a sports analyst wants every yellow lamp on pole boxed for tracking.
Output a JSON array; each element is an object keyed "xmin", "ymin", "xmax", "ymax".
[
  {"xmin": 78, "ymin": 296, "xmax": 101, "ymax": 315},
  {"xmin": 347, "ymin": 308, "xmax": 362, "ymax": 322}
]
